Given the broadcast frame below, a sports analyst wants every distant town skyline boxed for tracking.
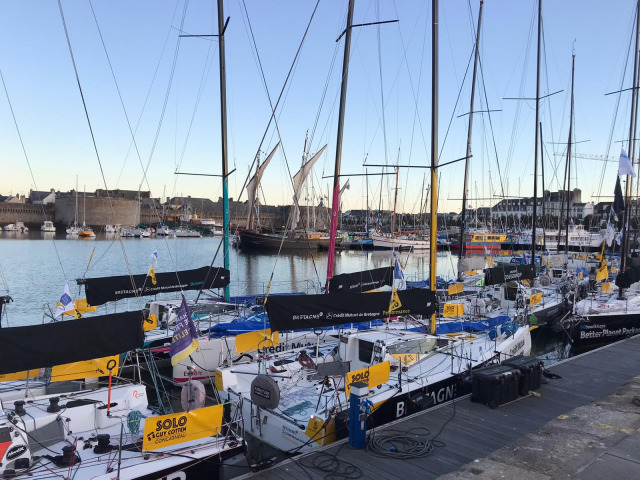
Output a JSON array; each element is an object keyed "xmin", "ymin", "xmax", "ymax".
[{"xmin": 0, "ymin": 1, "xmax": 636, "ymax": 215}]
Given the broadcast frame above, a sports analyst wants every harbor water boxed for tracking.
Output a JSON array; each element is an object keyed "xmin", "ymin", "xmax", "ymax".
[{"xmin": 0, "ymin": 231, "xmax": 571, "ymax": 359}]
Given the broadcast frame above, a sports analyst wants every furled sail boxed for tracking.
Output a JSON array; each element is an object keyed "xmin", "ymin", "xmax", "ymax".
[
  {"xmin": 266, "ymin": 289, "xmax": 437, "ymax": 331},
  {"xmin": 484, "ymin": 264, "xmax": 535, "ymax": 285},
  {"xmin": 0, "ymin": 311, "xmax": 144, "ymax": 375},
  {"xmin": 291, "ymin": 145, "xmax": 327, "ymax": 229},
  {"xmin": 328, "ymin": 266, "xmax": 393, "ymax": 293},
  {"xmin": 82, "ymin": 266, "xmax": 230, "ymax": 306},
  {"xmin": 246, "ymin": 143, "xmax": 280, "ymax": 229}
]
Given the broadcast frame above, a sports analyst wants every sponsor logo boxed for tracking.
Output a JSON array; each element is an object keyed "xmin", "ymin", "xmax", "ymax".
[
  {"xmin": 183, "ymin": 369, "xmax": 203, "ymax": 377},
  {"xmin": 253, "ymin": 385, "xmax": 271, "ymax": 400},
  {"xmin": 6, "ymin": 445, "xmax": 28, "ymax": 460},
  {"xmin": 146, "ymin": 416, "xmax": 188, "ymax": 442},
  {"xmin": 350, "ymin": 371, "xmax": 370, "ymax": 383},
  {"xmin": 430, "ymin": 385, "xmax": 455, "ymax": 405},
  {"xmin": 509, "ymin": 339, "xmax": 526, "ymax": 356}
]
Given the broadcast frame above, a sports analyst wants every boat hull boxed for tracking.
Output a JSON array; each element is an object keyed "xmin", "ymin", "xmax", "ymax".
[
  {"xmin": 238, "ymin": 230, "xmax": 333, "ymax": 250},
  {"xmin": 566, "ymin": 313, "xmax": 640, "ymax": 347}
]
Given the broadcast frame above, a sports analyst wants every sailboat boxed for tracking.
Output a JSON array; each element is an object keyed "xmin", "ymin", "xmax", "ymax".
[
  {"xmin": 0, "ymin": 308, "xmax": 244, "ymax": 479},
  {"xmin": 214, "ymin": 0, "xmax": 531, "ymax": 456},
  {"xmin": 237, "ymin": 142, "xmax": 337, "ymax": 250},
  {"xmin": 563, "ymin": 1, "xmax": 640, "ymax": 347},
  {"xmin": 66, "ymin": 179, "xmax": 80, "ymax": 236},
  {"xmin": 78, "ymin": 187, "xmax": 96, "ymax": 237},
  {"xmin": 370, "ymin": 168, "xmax": 430, "ymax": 250}
]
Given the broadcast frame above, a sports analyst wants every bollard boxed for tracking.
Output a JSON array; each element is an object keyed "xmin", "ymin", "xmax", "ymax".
[{"xmin": 348, "ymin": 381, "xmax": 369, "ymax": 449}]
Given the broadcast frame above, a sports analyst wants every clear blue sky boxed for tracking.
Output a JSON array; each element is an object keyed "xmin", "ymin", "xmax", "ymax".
[{"xmin": 0, "ymin": 0, "xmax": 635, "ymax": 215}]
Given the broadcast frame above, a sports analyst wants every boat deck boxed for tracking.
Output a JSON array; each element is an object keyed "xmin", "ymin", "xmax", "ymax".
[{"xmin": 237, "ymin": 334, "xmax": 640, "ymax": 480}]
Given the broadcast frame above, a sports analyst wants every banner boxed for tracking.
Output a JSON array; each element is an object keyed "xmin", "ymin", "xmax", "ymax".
[
  {"xmin": 345, "ymin": 361, "xmax": 390, "ymax": 397},
  {"xmin": 51, "ymin": 355, "xmax": 119, "ymax": 382},
  {"xmin": 447, "ymin": 283, "xmax": 463, "ymax": 295},
  {"xmin": 83, "ymin": 266, "xmax": 230, "ymax": 306},
  {"xmin": 143, "ymin": 404, "xmax": 224, "ymax": 451},
  {"xmin": 235, "ymin": 329, "xmax": 279, "ymax": 354},
  {"xmin": 0, "ymin": 311, "xmax": 144, "ymax": 375},
  {"xmin": 170, "ymin": 296, "xmax": 200, "ymax": 366},
  {"xmin": 529, "ymin": 292, "xmax": 543, "ymax": 306},
  {"xmin": 484, "ymin": 264, "xmax": 535, "ymax": 285},
  {"xmin": 443, "ymin": 303, "xmax": 463, "ymax": 317},
  {"xmin": 328, "ymin": 267, "xmax": 393, "ymax": 293},
  {"xmin": 266, "ymin": 289, "xmax": 437, "ymax": 331}
]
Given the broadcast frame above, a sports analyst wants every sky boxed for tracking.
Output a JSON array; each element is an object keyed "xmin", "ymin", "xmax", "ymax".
[{"xmin": 0, "ymin": 0, "xmax": 636, "ymax": 216}]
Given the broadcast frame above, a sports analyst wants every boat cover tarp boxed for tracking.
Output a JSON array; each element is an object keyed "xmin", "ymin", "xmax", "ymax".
[
  {"xmin": 207, "ymin": 313, "xmax": 384, "ymax": 337},
  {"xmin": 457, "ymin": 256, "xmax": 486, "ymax": 272},
  {"xmin": 542, "ymin": 254, "xmax": 568, "ymax": 267},
  {"xmin": 0, "ymin": 311, "xmax": 144, "ymax": 375},
  {"xmin": 484, "ymin": 264, "xmax": 535, "ymax": 285},
  {"xmin": 83, "ymin": 266, "xmax": 230, "ymax": 306},
  {"xmin": 434, "ymin": 315, "xmax": 512, "ymax": 334},
  {"xmin": 406, "ymin": 276, "xmax": 452, "ymax": 289},
  {"xmin": 328, "ymin": 267, "xmax": 393, "ymax": 293},
  {"xmin": 266, "ymin": 289, "xmax": 437, "ymax": 331},
  {"xmin": 227, "ymin": 292, "xmax": 304, "ymax": 306}
]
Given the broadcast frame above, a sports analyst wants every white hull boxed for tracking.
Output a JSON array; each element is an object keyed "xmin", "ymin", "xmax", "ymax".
[
  {"xmin": 220, "ymin": 326, "xmax": 530, "ymax": 454},
  {"xmin": 371, "ymin": 232, "xmax": 430, "ymax": 250}
]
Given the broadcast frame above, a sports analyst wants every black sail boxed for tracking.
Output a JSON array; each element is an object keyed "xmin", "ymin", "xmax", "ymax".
[
  {"xmin": 328, "ymin": 267, "xmax": 393, "ymax": 293},
  {"xmin": 484, "ymin": 264, "xmax": 535, "ymax": 285},
  {"xmin": 0, "ymin": 311, "xmax": 144, "ymax": 375},
  {"xmin": 266, "ymin": 289, "xmax": 437, "ymax": 331},
  {"xmin": 82, "ymin": 266, "xmax": 230, "ymax": 306}
]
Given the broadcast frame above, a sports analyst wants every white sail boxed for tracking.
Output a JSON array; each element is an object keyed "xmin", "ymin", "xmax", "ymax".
[
  {"xmin": 291, "ymin": 145, "xmax": 327, "ymax": 229},
  {"xmin": 246, "ymin": 143, "xmax": 280, "ymax": 229}
]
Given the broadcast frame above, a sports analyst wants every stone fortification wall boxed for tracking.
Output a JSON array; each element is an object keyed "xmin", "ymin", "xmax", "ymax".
[
  {"xmin": 55, "ymin": 196, "xmax": 138, "ymax": 226},
  {"xmin": 0, "ymin": 203, "xmax": 55, "ymax": 226}
]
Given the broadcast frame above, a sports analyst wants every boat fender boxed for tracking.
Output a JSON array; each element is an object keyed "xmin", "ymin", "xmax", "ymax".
[{"xmin": 250, "ymin": 375, "xmax": 280, "ymax": 409}]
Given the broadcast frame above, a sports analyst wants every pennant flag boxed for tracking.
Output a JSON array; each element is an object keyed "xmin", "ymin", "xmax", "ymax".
[
  {"xmin": 149, "ymin": 265, "xmax": 157, "ymax": 285},
  {"xmin": 388, "ymin": 288, "xmax": 403, "ymax": 314},
  {"xmin": 54, "ymin": 283, "xmax": 75, "ymax": 318},
  {"xmin": 618, "ymin": 149, "xmax": 636, "ymax": 177},
  {"xmin": 169, "ymin": 295, "xmax": 200, "ymax": 366},
  {"xmin": 613, "ymin": 177, "xmax": 625, "ymax": 214},
  {"xmin": 596, "ymin": 265, "xmax": 609, "ymax": 282},
  {"xmin": 392, "ymin": 251, "xmax": 406, "ymax": 290},
  {"xmin": 151, "ymin": 249, "xmax": 158, "ymax": 265}
]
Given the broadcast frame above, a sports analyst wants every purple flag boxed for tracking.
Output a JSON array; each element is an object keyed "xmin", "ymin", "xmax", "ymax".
[{"xmin": 169, "ymin": 295, "xmax": 200, "ymax": 366}]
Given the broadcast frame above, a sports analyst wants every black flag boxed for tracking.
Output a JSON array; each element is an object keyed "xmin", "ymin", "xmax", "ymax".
[{"xmin": 613, "ymin": 176, "xmax": 625, "ymax": 214}]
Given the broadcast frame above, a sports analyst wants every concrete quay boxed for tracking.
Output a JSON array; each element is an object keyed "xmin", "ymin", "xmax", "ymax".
[{"xmin": 239, "ymin": 335, "xmax": 640, "ymax": 480}]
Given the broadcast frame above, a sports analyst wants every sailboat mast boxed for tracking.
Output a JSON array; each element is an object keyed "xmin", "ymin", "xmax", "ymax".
[
  {"xmin": 365, "ymin": 168, "xmax": 369, "ymax": 232},
  {"xmin": 392, "ymin": 167, "xmax": 399, "ymax": 233},
  {"xmin": 564, "ymin": 54, "xmax": 575, "ymax": 254},
  {"xmin": 429, "ymin": 0, "xmax": 439, "ymax": 335},
  {"xmin": 459, "ymin": 0, "xmax": 483, "ymax": 263},
  {"xmin": 217, "ymin": 0, "xmax": 230, "ymax": 301},
  {"xmin": 325, "ymin": 0, "xmax": 355, "ymax": 292},
  {"xmin": 540, "ymin": 122, "xmax": 546, "ymax": 251},
  {"xmin": 620, "ymin": 0, "xmax": 640, "ymax": 294},
  {"xmin": 531, "ymin": 0, "xmax": 541, "ymax": 265}
]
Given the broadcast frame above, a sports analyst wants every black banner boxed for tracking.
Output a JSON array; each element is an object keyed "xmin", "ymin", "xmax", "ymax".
[
  {"xmin": 328, "ymin": 267, "xmax": 393, "ymax": 293},
  {"xmin": 83, "ymin": 266, "xmax": 230, "ymax": 306},
  {"xmin": 0, "ymin": 311, "xmax": 144, "ymax": 375},
  {"xmin": 266, "ymin": 289, "xmax": 437, "ymax": 331},
  {"xmin": 484, "ymin": 264, "xmax": 535, "ymax": 285}
]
